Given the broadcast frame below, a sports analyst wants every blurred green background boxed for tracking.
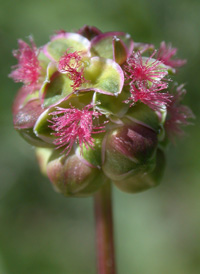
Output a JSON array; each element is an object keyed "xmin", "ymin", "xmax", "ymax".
[{"xmin": 0, "ymin": 0, "xmax": 200, "ymax": 273}]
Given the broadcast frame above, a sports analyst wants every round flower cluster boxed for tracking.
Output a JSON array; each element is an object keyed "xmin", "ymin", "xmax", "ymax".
[{"xmin": 10, "ymin": 25, "xmax": 194, "ymax": 196}]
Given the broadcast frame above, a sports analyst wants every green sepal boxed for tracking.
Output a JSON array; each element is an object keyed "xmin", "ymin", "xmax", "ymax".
[
  {"xmin": 90, "ymin": 32, "xmax": 133, "ymax": 60},
  {"xmin": 102, "ymin": 123, "xmax": 158, "ymax": 181},
  {"xmin": 102, "ymin": 143, "xmax": 141, "ymax": 181},
  {"xmin": 75, "ymin": 133, "xmax": 105, "ymax": 168},
  {"xmin": 103, "ymin": 145, "xmax": 156, "ymax": 182},
  {"xmin": 113, "ymin": 37, "xmax": 128, "ymax": 65},
  {"xmin": 34, "ymin": 108, "xmax": 55, "ymax": 144},
  {"xmin": 35, "ymin": 148, "xmax": 53, "ymax": 175},
  {"xmin": 42, "ymin": 73, "xmax": 73, "ymax": 108},
  {"xmin": 84, "ymin": 57, "xmax": 124, "ymax": 96},
  {"xmin": 158, "ymin": 105, "xmax": 167, "ymax": 124},
  {"xmin": 22, "ymin": 90, "xmax": 40, "ymax": 107},
  {"xmin": 39, "ymin": 62, "xmax": 73, "ymax": 108},
  {"xmin": 44, "ymin": 33, "xmax": 90, "ymax": 61},
  {"xmin": 38, "ymin": 50, "xmax": 51, "ymax": 76},
  {"xmin": 125, "ymin": 102, "xmax": 161, "ymax": 133},
  {"xmin": 93, "ymin": 87, "xmax": 129, "ymax": 117},
  {"xmin": 18, "ymin": 128, "xmax": 54, "ymax": 148}
]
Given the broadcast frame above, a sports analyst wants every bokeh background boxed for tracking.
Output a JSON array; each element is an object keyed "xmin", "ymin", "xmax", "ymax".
[{"xmin": 0, "ymin": 0, "xmax": 200, "ymax": 273}]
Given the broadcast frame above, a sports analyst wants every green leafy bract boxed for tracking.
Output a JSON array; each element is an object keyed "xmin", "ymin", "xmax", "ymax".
[
  {"xmin": 44, "ymin": 33, "xmax": 91, "ymax": 61},
  {"xmin": 84, "ymin": 57, "xmax": 124, "ymax": 96}
]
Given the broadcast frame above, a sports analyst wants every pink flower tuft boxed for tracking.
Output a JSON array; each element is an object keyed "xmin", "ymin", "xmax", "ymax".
[
  {"xmin": 124, "ymin": 51, "xmax": 168, "ymax": 87},
  {"xmin": 58, "ymin": 50, "xmax": 87, "ymax": 90},
  {"xmin": 49, "ymin": 104, "xmax": 105, "ymax": 155},
  {"xmin": 157, "ymin": 42, "xmax": 187, "ymax": 68},
  {"xmin": 9, "ymin": 38, "xmax": 41, "ymax": 90},
  {"xmin": 126, "ymin": 83, "xmax": 172, "ymax": 111},
  {"xmin": 165, "ymin": 85, "xmax": 194, "ymax": 140},
  {"xmin": 123, "ymin": 50, "xmax": 171, "ymax": 111}
]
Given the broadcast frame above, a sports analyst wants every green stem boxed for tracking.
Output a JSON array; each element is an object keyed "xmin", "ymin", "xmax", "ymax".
[{"xmin": 94, "ymin": 182, "xmax": 116, "ymax": 274}]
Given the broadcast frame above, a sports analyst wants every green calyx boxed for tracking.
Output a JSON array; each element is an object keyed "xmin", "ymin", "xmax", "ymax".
[
  {"xmin": 112, "ymin": 148, "xmax": 165, "ymax": 193},
  {"xmin": 102, "ymin": 121, "xmax": 158, "ymax": 181},
  {"xmin": 46, "ymin": 149, "xmax": 106, "ymax": 197}
]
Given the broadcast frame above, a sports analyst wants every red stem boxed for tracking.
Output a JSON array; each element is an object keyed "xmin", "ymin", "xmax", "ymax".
[{"xmin": 94, "ymin": 182, "xmax": 116, "ymax": 274}]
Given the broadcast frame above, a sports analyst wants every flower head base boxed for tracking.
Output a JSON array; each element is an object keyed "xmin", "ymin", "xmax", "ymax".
[
  {"xmin": 10, "ymin": 26, "xmax": 193, "ymax": 196},
  {"xmin": 157, "ymin": 42, "xmax": 187, "ymax": 68},
  {"xmin": 49, "ymin": 104, "xmax": 105, "ymax": 156},
  {"xmin": 9, "ymin": 37, "xmax": 41, "ymax": 90},
  {"xmin": 58, "ymin": 50, "xmax": 87, "ymax": 90}
]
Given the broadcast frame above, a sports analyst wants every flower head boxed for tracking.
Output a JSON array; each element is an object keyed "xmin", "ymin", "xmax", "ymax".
[
  {"xmin": 49, "ymin": 104, "xmax": 105, "ymax": 155},
  {"xmin": 58, "ymin": 50, "xmax": 87, "ymax": 90},
  {"xmin": 9, "ymin": 37, "xmax": 41, "ymax": 90},
  {"xmin": 157, "ymin": 42, "xmax": 187, "ymax": 68},
  {"xmin": 10, "ymin": 26, "xmax": 193, "ymax": 196}
]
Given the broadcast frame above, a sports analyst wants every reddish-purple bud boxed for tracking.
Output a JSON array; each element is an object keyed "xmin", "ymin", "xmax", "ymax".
[
  {"xmin": 77, "ymin": 25, "xmax": 102, "ymax": 40},
  {"xmin": 102, "ymin": 121, "xmax": 158, "ymax": 181},
  {"xmin": 46, "ymin": 152, "xmax": 106, "ymax": 197}
]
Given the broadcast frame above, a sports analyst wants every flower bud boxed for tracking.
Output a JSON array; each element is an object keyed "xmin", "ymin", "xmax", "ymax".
[
  {"xmin": 46, "ymin": 150, "xmax": 106, "ymax": 197},
  {"xmin": 102, "ymin": 121, "xmax": 158, "ymax": 181},
  {"xmin": 113, "ymin": 148, "xmax": 165, "ymax": 193}
]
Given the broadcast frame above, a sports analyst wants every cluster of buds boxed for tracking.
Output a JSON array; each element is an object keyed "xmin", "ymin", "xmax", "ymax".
[{"xmin": 10, "ymin": 25, "xmax": 194, "ymax": 196}]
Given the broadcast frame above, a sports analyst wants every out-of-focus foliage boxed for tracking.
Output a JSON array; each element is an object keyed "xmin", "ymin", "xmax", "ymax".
[{"xmin": 0, "ymin": 0, "xmax": 200, "ymax": 273}]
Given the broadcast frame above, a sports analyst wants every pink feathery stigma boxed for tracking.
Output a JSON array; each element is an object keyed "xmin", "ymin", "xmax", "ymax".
[
  {"xmin": 9, "ymin": 38, "xmax": 41, "ymax": 89},
  {"xmin": 124, "ymin": 51, "xmax": 168, "ymax": 87},
  {"xmin": 165, "ymin": 85, "xmax": 194, "ymax": 140},
  {"xmin": 58, "ymin": 50, "xmax": 87, "ymax": 90},
  {"xmin": 123, "ymin": 50, "xmax": 171, "ymax": 111},
  {"xmin": 157, "ymin": 42, "xmax": 187, "ymax": 68},
  {"xmin": 126, "ymin": 83, "xmax": 172, "ymax": 111},
  {"xmin": 49, "ymin": 104, "xmax": 105, "ymax": 155}
]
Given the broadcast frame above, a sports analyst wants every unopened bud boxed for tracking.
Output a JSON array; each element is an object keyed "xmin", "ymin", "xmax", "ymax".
[
  {"xmin": 46, "ymin": 151, "xmax": 106, "ymax": 197},
  {"xmin": 102, "ymin": 121, "xmax": 158, "ymax": 181},
  {"xmin": 113, "ymin": 149, "xmax": 165, "ymax": 193}
]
